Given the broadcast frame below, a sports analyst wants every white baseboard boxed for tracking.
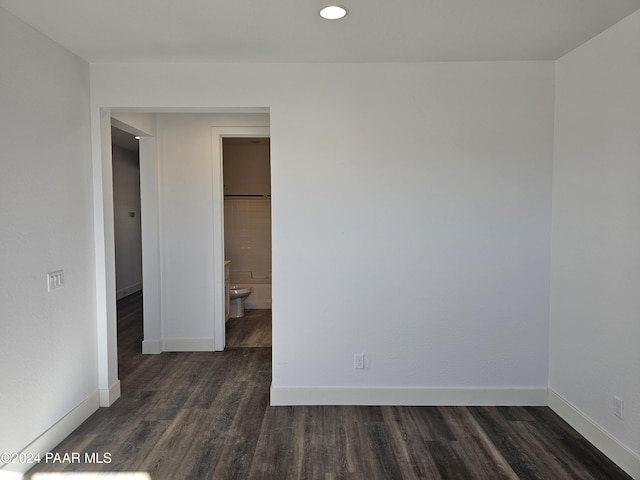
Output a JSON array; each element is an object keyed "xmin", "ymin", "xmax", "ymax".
[
  {"xmin": 0, "ymin": 392, "xmax": 100, "ymax": 476},
  {"xmin": 141, "ymin": 338, "xmax": 217, "ymax": 353},
  {"xmin": 116, "ymin": 282, "xmax": 143, "ymax": 300},
  {"xmin": 548, "ymin": 390, "xmax": 640, "ymax": 480},
  {"xmin": 142, "ymin": 339, "xmax": 162, "ymax": 354},
  {"xmin": 270, "ymin": 386, "xmax": 547, "ymax": 407},
  {"xmin": 161, "ymin": 337, "xmax": 216, "ymax": 352},
  {"xmin": 99, "ymin": 380, "xmax": 121, "ymax": 407}
]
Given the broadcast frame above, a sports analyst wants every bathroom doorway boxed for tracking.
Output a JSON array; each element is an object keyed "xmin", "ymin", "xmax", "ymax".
[{"xmin": 222, "ymin": 137, "xmax": 272, "ymax": 348}]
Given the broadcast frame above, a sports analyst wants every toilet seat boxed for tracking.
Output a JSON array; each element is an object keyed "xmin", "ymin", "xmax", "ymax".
[{"xmin": 230, "ymin": 286, "xmax": 251, "ymax": 296}]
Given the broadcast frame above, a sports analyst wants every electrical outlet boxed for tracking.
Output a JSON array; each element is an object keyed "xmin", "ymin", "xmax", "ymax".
[
  {"xmin": 614, "ymin": 396, "xmax": 624, "ymax": 419},
  {"xmin": 47, "ymin": 270, "xmax": 64, "ymax": 292},
  {"xmin": 354, "ymin": 353, "xmax": 365, "ymax": 369}
]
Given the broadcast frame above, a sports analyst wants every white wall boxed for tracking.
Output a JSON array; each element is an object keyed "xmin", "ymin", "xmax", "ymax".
[
  {"xmin": 112, "ymin": 144, "xmax": 142, "ymax": 298},
  {"xmin": 550, "ymin": 10, "xmax": 640, "ymax": 475},
  {"xmin": 1, "ymin": 4, "xmax": 635, "ymax": 472},
  {"xmin": 111, "ymin": 113, "xmax": 162, "ymax": 354},
  {"xmin": 0, "ymin": 6, "xmax": 97, "ymax": 469},
  {"xmin": 155, "ymin": 113, "xmax": 269, "ymax": 345},
  {"xmin": 272, "ymin": 63, "xmax": 553, "ymax": 397},
  {"xmin": 91, "ymin": 61, "xmax": 554, "ymax": 404}
]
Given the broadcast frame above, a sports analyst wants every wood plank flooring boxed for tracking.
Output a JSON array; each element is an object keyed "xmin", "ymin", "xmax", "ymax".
[
  {"xmin": 25, "ymin": 293, "xmax": 632, "ymax": 479},
  {"xmin": 225, "ymin": 309, "xmax": 272, "ymax": 348}
]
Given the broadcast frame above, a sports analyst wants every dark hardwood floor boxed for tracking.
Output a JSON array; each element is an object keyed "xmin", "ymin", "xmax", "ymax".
[
  {"xmin": 25, "ymin": 292, "xmax": 631, "ymax": 479},
  {"xmin": 226, "ymin": 309, "xmax": 272, "ymax": 348}
]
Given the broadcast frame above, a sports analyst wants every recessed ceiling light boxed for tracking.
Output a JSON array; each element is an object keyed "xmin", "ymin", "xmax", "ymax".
[
  {"xmin": 134, "ymin": 136, "xmax": 140, "ymax": 140},
  {"xmin": 319, "ymin": 5, "xmax": 348, "ymax": 20}
]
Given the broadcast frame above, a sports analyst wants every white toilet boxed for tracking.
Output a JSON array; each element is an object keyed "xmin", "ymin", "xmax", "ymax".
[{"xmin": 229, "ymin": 286, "xmax": 251, "ymax": 318}]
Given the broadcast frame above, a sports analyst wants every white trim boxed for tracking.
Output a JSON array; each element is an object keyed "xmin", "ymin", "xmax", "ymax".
[
  {"xmin": 94, "ymin": 109, "xmax": 120, "ymax": 410},
  {"xmin": 161, "ymin": 337, "xmax": 216, "ymax": 352},
  {"xmin": 142, "ymin": 337, "xmax": 218, "ymax": 353},
  {"xmin": 548, "ymin": 390, "xmax": 640, "ymax": 480},
  {"xmin": 211, "ymin": 126, "xmax": 270, "ymax": 352},
  {"xmin": 99, "ymin": 380, "xmax": 121, "ymax": 407},
  {"xmin": 142, "ymin": 339, "xmax": 162, "ymax": 354},
  {"xmin": 270, "ymin": 386, "xmax": 547, "ymax": 407},
  {"xmin": 0, "ymin": 392, "xmax": 99, "ymax": 475}
]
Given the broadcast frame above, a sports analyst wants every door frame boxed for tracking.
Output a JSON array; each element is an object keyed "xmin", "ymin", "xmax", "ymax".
[
  {"xmin": 95, "ymin": 112, "xmax": 270, "ymax": 407},
  {"xmin": 211, "ymin": 126, "xmax": 270, "ymax": 351}
]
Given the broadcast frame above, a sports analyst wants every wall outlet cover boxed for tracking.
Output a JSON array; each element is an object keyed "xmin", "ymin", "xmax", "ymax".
[
  {"xmin": 354, "ymin": 353, "xmax": 365, "ymax": 369},
  {"xmin": 614, "ymin": 396, "xmax": 624, "ymax": 419}
]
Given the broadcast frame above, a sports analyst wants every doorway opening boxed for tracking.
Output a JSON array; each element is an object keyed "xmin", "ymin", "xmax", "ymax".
[
  {"xmin": 96, "ymin": 116, "xmax": 270, "ymax": 405},
  {"xmin": 111, "ymin": 125, "xmax": 143, "ymax": 376},
  {"xmin": 222, "ymin": 137, "xmax": 272, "ymax": 348}
]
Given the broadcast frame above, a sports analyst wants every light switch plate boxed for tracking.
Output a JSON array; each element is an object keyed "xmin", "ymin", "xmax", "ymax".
[{"xmin": 47, "ymin": 270, "xmax": 64, "ymax": 291}]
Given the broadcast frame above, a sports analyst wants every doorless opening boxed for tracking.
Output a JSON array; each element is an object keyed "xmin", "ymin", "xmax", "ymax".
[
  {"xmin": 212, "ymin": 126, "xmax": 270, "ymax": 351},
  {"xmin": 222, "ymin": 137, "xmax": 272, "ymax": 348}
]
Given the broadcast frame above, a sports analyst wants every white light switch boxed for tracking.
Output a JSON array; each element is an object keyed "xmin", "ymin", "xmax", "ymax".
[{"xmin": 47, "ymin": 270, "xmax": 64, "ymax": 291}]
